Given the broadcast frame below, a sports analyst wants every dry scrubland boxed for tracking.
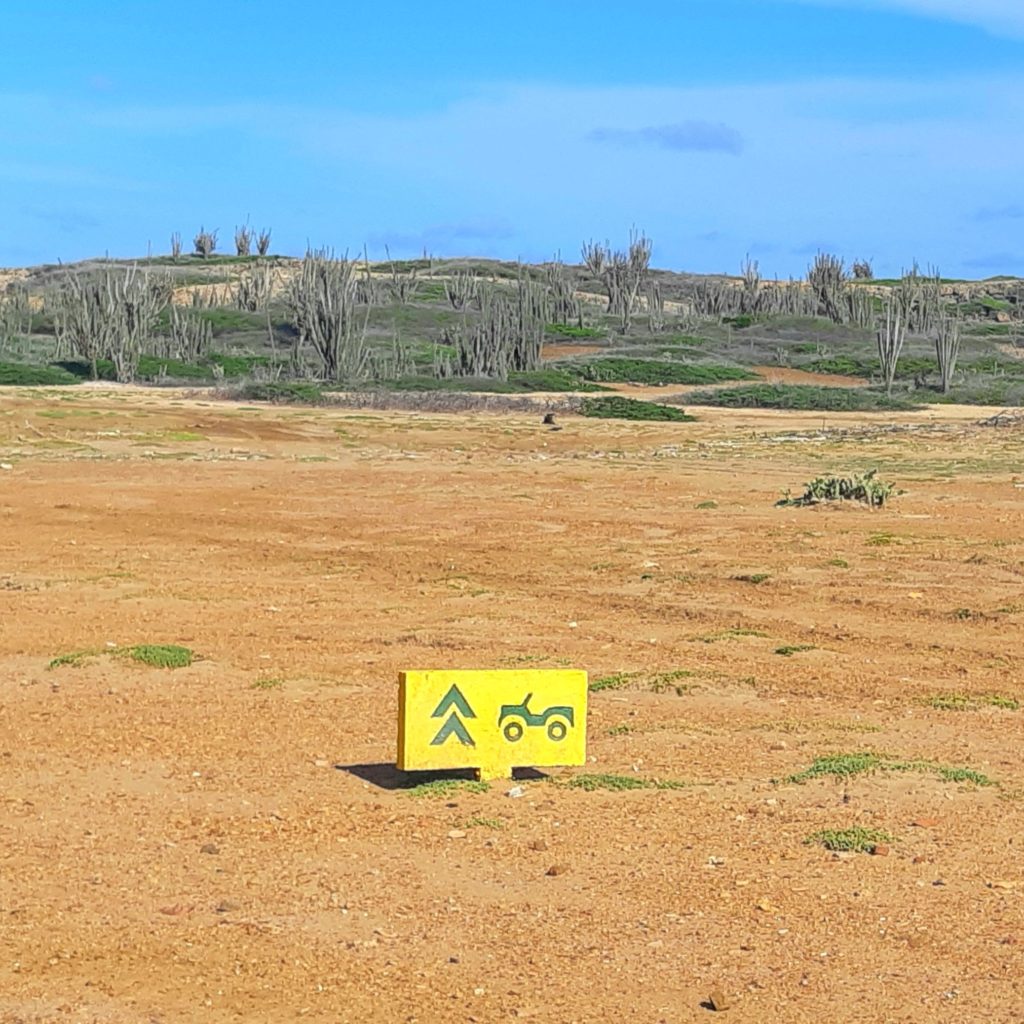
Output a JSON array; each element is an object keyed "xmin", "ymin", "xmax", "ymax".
[{"xmin": 2, "ymin": 386, "xmax": 1023, "ymax": 1023}]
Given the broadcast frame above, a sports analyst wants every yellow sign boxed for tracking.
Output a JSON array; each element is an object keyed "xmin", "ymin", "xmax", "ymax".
[{"xmin": 397, "ymin": 669, "xmax": 588, "ymax": 780}]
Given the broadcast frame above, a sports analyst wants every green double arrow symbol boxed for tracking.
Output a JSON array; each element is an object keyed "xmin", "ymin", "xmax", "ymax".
[{"xmin": 430, "ymin": 684, "xmax": 476, "ymax": 747}]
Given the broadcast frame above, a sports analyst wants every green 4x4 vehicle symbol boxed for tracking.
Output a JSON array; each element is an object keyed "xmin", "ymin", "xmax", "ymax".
[{"xmin": 498, "ymin": 693, "xmax": 575, "ymax": 742}]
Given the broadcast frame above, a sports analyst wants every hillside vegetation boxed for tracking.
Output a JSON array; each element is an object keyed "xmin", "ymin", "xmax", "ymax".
[{"xmin": 2, "ymin": 235, "xmax": 1022, "ymax": 413}]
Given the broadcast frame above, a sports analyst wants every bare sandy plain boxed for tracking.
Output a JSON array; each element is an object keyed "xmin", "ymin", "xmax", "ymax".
[{"xmin": 1, "ymin": 386, "xmax": 1023, "ymax": 1023}]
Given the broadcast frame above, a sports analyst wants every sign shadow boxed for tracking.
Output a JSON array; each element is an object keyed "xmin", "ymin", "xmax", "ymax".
[{"xmin": 336, "ymin": 762, "xmax": 549, "ymax": 791}]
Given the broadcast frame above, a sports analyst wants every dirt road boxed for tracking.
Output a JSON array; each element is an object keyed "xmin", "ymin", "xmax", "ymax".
[{"xmin": 2, "ymin": 387, "xmax": 1022, "ymax": 1022}]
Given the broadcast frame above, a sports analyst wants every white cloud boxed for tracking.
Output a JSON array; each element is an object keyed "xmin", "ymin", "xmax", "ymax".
[
  {"xmin": 2, "ymin": 73, "xmax": 1023, "ymax": 275},
  {"xmin": 788, "ymin": 0, "xmax": 1024, "ymax": 38}
]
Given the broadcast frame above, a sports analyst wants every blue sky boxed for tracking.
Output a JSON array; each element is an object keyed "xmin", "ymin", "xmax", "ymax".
[{"xmin": 1, "ymin": 0, "xmax": 1021, "ymax": 277}]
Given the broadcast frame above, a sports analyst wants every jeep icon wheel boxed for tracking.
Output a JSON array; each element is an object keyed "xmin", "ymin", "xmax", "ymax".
[
  {"xmin": 503, "ymin": 720, "xmax": 524, "ymax": 742},
  {"xmin": 546, "ymin": 720, "xmax": 568, "ymax": 741}
]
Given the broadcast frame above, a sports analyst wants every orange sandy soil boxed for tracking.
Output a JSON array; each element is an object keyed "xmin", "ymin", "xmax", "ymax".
[{"xmin": 2, "ymin": 386, "xmax": 1023, "ymax": 1024}]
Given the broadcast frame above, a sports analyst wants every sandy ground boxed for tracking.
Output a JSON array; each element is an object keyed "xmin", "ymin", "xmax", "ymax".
[{"xmin": 2, "ymin": 386, "xmax": 1023, "ymax": 1024}]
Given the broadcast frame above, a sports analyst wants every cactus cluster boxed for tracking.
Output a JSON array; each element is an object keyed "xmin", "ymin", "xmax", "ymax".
[{"xmin": 777, "ymin": 469, "xmax": 899, "ymax": 508}]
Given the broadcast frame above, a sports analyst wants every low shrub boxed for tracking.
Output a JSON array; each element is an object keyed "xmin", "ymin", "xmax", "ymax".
[
  {"xmin": 579, "ymin": 396, "xmax": 695, "ymax": 421},
  {"xmin": 579, "ymin": 358, "xmax": 751, "ymax": 386},
  {"xmin": 0, "ymin": 361, "xmax": 80, "ymax": 386},
  {"xmin": 682, "ymin": 384, "xmax": 919, "ymax": 411}
]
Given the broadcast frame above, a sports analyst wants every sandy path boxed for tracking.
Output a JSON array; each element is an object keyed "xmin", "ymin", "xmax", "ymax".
[{"xmin": 1, "ymin": 387, "xmax": 1023, "ymax": 1023}]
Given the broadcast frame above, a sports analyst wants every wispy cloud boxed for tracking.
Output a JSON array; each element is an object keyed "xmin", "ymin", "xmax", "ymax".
[
  {"xmin": 2, "ymin": 76, "xmax": 1023, "ymax": 275},
  {"xmin": 587, "ymin": 121, "xmax": 744, "ymax": 155},
  {"xmin": 786, "ymin": 0, "xmax": 1024, "ymax": 38},
  {"xmin": 368, "ymin": 220, "xmax": 515, "ymax": 255},
  {"xmin": 974, "ymin": 204, "xmax": 1024, "ymax": 222}
]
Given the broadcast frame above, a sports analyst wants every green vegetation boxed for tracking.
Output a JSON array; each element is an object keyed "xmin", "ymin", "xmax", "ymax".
[
  {"xmin": 54, "ymin": 352, "xmax": 277, "ymax": 384},
  {"xmin": 778, "ymin": 470, "xmax": 899, "ymax": 509},
  {"xmin": 733, "ymin": 573, "xmax": 771, "ymax": 585},
  {"xmin": 464, "ymin": 816, "xmax": 504, "ymax": 829},
  {"xmin": 252, "ymin": 677, "xmax": 285, "ymax": 690},
  {"xmin": 194, "ymin": 308, "xmax": 269, "ymax": 336},
  {"xmin": 787, "ymin": 752, "xmax": 994, "ymax": 786},
  {"xmin": 866, "ymin": 532, "xmax": 900, "ymax": 546},
  {"xmin": 774, "ymin": 644, "xmax": 816, "ymax": 656},
  {"xmin": 48, "ymin": 649, "xmax": 100, "ymax": 669},
  {"xmin": 804, "ymin": 355, "xmax": 934, "ymax": 380},
  {"xmin": 589, "ymin": 672, "xmax": 634, "ymax": 692},
  {"xmin": 565, "ymin": 773, "xmax": 687, "ymax": 792},
  {"xmin": 684, "ymin": 383, "xmax": 919, "ymax": 411},
  {"xmin": 579, "ymin": 396, "xmax": 695, "ymax": 421},
  {"xmin": 925, "ymin": 693, "xmax": 1020, "ymax": 711},
  {"xmin": 384, "ymin": 369, "xmax": 604, "ymax": 393},
  {"xmin": 805, "ymin": 827, "xmax": 893, "ymax": 853},
  {"xmin": 403, "ymin": 777, "xmax": 490, "ymax": 797},
  {"xmin": 546, "ymin": 323, "xmax": 605, "ymax": 339},
  {"xmin": 935, "ymin": 766, "xmax": 994, "ymax": 785},
  {"xmin": 0, "ymin": 362, "xmax": 80, "ymax": 386},
  {"xmin": 240, "ymin": 381, "xmax": 326, "ymax": 405},
  {"xmin": 49, "ymin": 643, "xmax": 195, "ymax": 670},
  {"xmin": 4, "ymin": 253, "xmax": 1021, "ymax": 406},
  {"xmin": 579, "ymin": 358, "xmax": 751, "ymax": 386},
  {"xmin": 696, "ymin": 628, "xmax": 767, "ymax": 643},
  {"xmin": 723, "ymin": 314, "xmax": 755, "ymax": 328},
  {"xmin": 126, "ymin": 644, "xmax": 194, "ymax": 668},
  {"xmin": 588, "ymin": 669, "xmax": 694, "ymax": 695}
]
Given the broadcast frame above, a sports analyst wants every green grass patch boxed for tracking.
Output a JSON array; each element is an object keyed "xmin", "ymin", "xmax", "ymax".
[
  {"xmin": 803, "ymin": 355, "xmax": 934, "ymax": 380},
  {"xmin": 696, "ymin": 628, "xmax": 767, "ymax": 643},
  {"xmin": 723, "ymin": 314, "xmax": 755, "ymax": 328},
  {"xmin": 733, "ymin": 573, "xmax": 771, "ymax": 585},
  {"xmin": 125, "ymin": 644, "xmax": 194, "ymax": 669},
  {"xmin": 565, "ymin": 773, "xmax": 686, "ymax": 792},
  {"xmin": 607, "ymin": 724, "xmax": 633, "ymax": 736},
  {"xmin": 805, "ymin": 827, "xmax": 893, "ymax": 853},
  {"xmin": 787, "ymin": 752, "xmax": 995, "ymax": 786},
  {"xmin": 378, "ymin": 370, "xmax": 604, "ymax": 394},
  {"xmin": 48, "ymin": 649, "xmax": 101, "ymax": 669},
  {"xmin": 464, "ymin": 816, "xmax": 504, "ymax": 829},
  {"xmin": 924, "ymin": 693, "xmax": 1020, "ymax": 712},
  {"xmin": 774, "ymin": 644, "xmax": 816, "ymax": 656},
  {"xmin": 546, "ymin": 323, "xmax": 606, "ymax": 339},
  {"xmin": 934, "ymin": 765, "xmax": 994, "ymax": 785},
  {"xmin": 684, "ymin": 383, "xmax": 919, "ymax": 411},
  {"xmin": 579, "ymin": 358, "xmax": 752, "ymax": 386},
  {"xmin": 588, "ymin": 669, "xmax": 694, "ymax": 695},
  {"xmin": 866, "ymin": 532, "xmax": 900, "ymax": 546},
  {"xmin": 579, "ymin": 396, "xmax": 695, "ymax": 421},
  {"xmin": 695, "ymin": 500, "xmax": 718, "ymax": 510},
  {"xmin": 589, "ymin": 672, "xmax": 634, "ymax": 692},
  {"xmin": 788, "ymin": 752, "xmax": 886, "ymax": 781},
  {"xmin": 403, "ymin": 778, "xmax": 490, "ymax": 798},
  {"xmin": 252, "ymin": 677, "xmax": 285, "ymax": 690},
  {"xmin": 160, "ymin": 430, "xmax": 204, "ymax": 442},
  {"xmin": 827, "ymin": 558, "xmax": 850, "ymax": 569}
]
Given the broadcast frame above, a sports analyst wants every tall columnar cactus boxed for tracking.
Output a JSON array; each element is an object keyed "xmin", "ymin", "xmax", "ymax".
[
  {"xmin": 53, "ymin": 266, "xmax": 167, "ymax": 382},
  {"xmin": 876, "ymin": 291, "xmax": 908, "ymax": 396},
  {"xmin": 286, "ymin": 249, "xmax": 372, "ymax": 382},
  {"xmin": 581, "ymin": 229, "xmax": 652, "ymax": 333},
  {"xmin": 934, "ymin": 312, "xmax": 961, "ymax": 394},
  {"xmin": 807, "ymin": 251, "xmax": 849, "ymax": 324}
]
